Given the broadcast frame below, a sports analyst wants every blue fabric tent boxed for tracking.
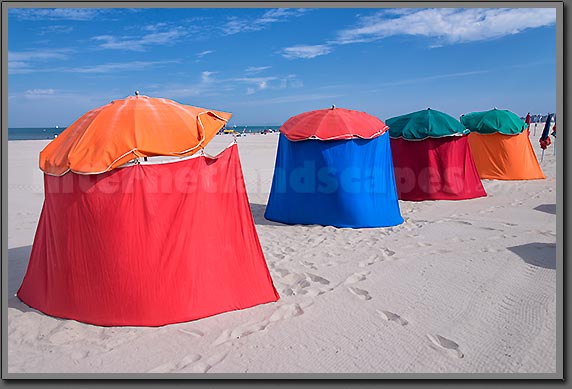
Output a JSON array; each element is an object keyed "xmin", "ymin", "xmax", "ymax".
[{"xmin": 264, "ymin": 131, "xmax": 404, "ymax": 228}]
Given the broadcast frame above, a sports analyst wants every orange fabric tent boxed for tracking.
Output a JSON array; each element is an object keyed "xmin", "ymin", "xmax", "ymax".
[
  {"xmin": 40, "ymin": 95, "xmax": 231, "ymax": 176},
  {"xmin": 467, "ymin": 131, "xmax": 545, "ymax": 180}
]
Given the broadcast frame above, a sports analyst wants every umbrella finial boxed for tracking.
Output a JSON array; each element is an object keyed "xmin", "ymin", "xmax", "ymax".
[
  {"xmin": 331, "ymin": 104, "xmax": 336, "ymax": 110},
  {"xmin": 135, "ymin": 90, "xmax": 140, "ymax": 96}
]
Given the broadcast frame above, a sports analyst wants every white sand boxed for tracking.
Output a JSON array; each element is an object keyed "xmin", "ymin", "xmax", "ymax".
[{"xmin": 7, "ymin": 125, "xmax": 557, "ymax": 374}]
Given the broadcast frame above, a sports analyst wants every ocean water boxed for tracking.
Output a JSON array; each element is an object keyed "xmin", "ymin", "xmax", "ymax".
[
  {"xmin": 8, "ymin": 128, "xmax": 65, "ymax": 140},
  {"xmin": 223, "ymin": 125, "xmax": 281, "ymax": 134},
  {"xmin": 8, "ymin": 126, "xmax": 281, "ymax": 140}
]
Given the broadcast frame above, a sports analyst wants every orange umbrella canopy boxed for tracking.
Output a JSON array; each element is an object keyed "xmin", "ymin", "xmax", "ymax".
[{"xmin": 40, "ymin": 95, "xmax": 232, "ymax": 175}]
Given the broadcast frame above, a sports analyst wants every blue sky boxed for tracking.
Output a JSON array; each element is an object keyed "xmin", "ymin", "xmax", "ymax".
[{"xmin": 8, "ymin": 7, "xmax": 557, "ymax": 127}]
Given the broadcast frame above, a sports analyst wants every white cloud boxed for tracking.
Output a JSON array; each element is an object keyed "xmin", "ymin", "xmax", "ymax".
[
  {"xmin": 201, "ymin": 71, "xmax": 216, "ymax": 82},
  {"xmin": 143, "ymin": 22, "xmax": 169, "ymax": 32},
  {"xmin": 92, "ymin": 27, "xmax": 187, "ymax": 51},
  {"xmin": 232, "ymin": 74, "xmax": 303, "ymax": 95},
  {"xmin": 233, "ymin": 93, "xmax": 344, "ymax": 106},
  {"xmin": 222, "ymin": 8, "xmax": 308, "ymax": 35},
  {"xmin": 281, "ymin": 44, "xmax": 332, "ymax": 59},
  {"xmin": 146, "ymin": 72, "xmax": 302, "ymax": 99},
  {"xmin": 39, "ymin": 25, "xmax": 74, "ymax": 35},
  {"xmin": 9, "ymin": 49, "xmax": 70, "ymax": 62},
  {"xmin": 8, "ymin": 49, "xmax": 71, "ymax": 74},
  {"xmin": 10, "ymin": 8, "xmax": 104, "ymax": 21},
  {"xmin": 197, "ymin": 50, "xmax": 214, "ymax": 58},
  {"xmin": 335, "ymin": 8, "xmax": 556, "ymax": 45},
  {"xmin": 24, "ymin": 89, "xmax": 56, "ymax": 98},
  {"xmin": 70, "ymin": 60, "xmax": 178, "ymax": 74},
  {"xmin": 369, "ymin": 70, "xmax": 491, "ymax": 91},
  {"xmin": 281, "ymin": 8, "xmax": 556, "ymax": 60},
  {"xmin": 245, "ymin": 66, "xmax": 271, "ymax": 73}
]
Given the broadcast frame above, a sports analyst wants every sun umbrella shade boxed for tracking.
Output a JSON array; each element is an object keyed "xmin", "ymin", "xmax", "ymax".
[
  {"xmin": 460, "ymin": 108, "xmax": 527, "ymax": 135},
  {"xmin": 386, "ymin": 108, "xmax": 469, "ymax": 140},
  {"xmin": 279, "ymin": 107, "xmax": 388, "ymax": 141},
  {"xmin": 39, "ymin": 95, "xmax": 232, "ymax": 175}
]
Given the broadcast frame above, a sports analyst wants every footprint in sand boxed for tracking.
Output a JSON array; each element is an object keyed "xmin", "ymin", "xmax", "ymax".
[
  {"xmin": 427, "ymin": 334, "xmax": 464, "ymax": 359},
  {"xmin": 147, "ymin": 354, "xmax": 202, "ymax": 373},
  {"xmin": 416, "ymin": 242, "xmax": 433, "ymax": 247},
  {"xmin": 231, "ymin": 322, "xmax": 269, "ymax": 339},
  {"xmin": 269, "ymin": 303, "xmax": 304, "ymax": 322},
  {"xmin": 448, "ymin": 220, "xmax": 473, "ymax": 226},
  {"xmin": 503, "ymin": 222, "xmax": 518, "ymax": 227},
  {"xmin": 376, "ymin": 310, "xmax": 408, "ymax": 326},
  {"xmin": 359, "ymin": 255, "xmax": 381, "ymax": 268},
  {"xmin": 382, "ymin": 248, "xmax": 396, "ymax": 258},
  {"xmin": 281, "ymin": 273, "xmax": 311, "ymax": 289},
  {"xmin": 344, "ymin": 271, "xmax": 370, "ymax": 285},
  {"xmin": 212, "ymin": 329, "xmax": 233, "ymax": 346},
  {"xmin": 272, "ymin": 268, "xmax": 290, "ymax": 277},
  {"xmin": 71, "ymin": 350, "xmax": 89, "ymax": 363},
  {"xmin": 299, "ymin": 260, "xmax": 318, "ymax": 270},
  {"xmin": 185, "ymin": 352, "xmax": 229, "ymax": 373},
  {"xmin": 305, "ymin": 273, "xmax": 330, "ymax": 285},
  {"xmin": 178, "ymin": 329, "xmax": 204, "ymax": 338},
  {"xmin": 348, "ymin": 286, "xmax": 372, "ymax": 301},
  {"xmin": 298, "ymin": 287, "xmax": 325, "ymax": 297},
  {"xmin": 280, "ymin": 287, "xmax": 295, "ymax": 296},
  {"xmin": 212, "ymin": 321, "xmax": 270, "ymax": 346}
]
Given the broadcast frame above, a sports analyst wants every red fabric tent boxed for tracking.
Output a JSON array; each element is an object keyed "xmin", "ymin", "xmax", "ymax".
[
  {"xmin": 390, "ymin": 136, "xmax": 487, "ymax": 201},
  {"xmin": 18, "ymin": 144, "xmax": 279, "ymax": 326}
]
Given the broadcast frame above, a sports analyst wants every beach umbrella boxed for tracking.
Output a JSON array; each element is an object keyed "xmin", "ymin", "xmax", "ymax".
[
  {"xmin": 280, "ymin": 105, "xmax": 388, "ymax": 141},
  {"xmin": 387, "ymin": 107, "xmax": 469, "ymax": 140},
  {"xmin": 460, "ymin": 108, "xmax": 528, "ymax": 135},
  {"xmin": 40, "ymin": 93, "xmax": 231, "ymax": 176},
  {"xmin": 552, "ymin": 123, "xmax": 557, "ymax": 156},
  {"xmin": 539, "ymin": 113, "xmax": 553, "ymax": 162}
]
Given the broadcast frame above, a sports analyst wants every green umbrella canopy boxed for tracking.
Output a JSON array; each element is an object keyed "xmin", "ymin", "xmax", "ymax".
[
  {"xmin": 386, "ymin": 108, "xmax": 469, "ymax": 140},
  {"xmin": 459, "ymin": 108, "xmax": 527, "ymax": 135}
]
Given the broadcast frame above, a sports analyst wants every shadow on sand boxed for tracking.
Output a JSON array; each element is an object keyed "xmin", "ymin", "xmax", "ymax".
[
  {"xmin": 534, "ymin": 204, "xmax": 556, "ymax": 215},
  {"xmin": 507, "ymin": 242, "xmax": 556, "ymax": 270},
  {"xmin": 7, "ymin": 245, "xmax": 38, "ymax": 313},
  {"xmin": 249, "ymin": 203, "xmax": 286, "ymax": 226}
]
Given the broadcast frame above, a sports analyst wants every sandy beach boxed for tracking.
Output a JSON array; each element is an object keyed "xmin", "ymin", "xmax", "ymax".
[{"xmin": 7, "ymin": 123, "xmax": 557, "ymax": 374}]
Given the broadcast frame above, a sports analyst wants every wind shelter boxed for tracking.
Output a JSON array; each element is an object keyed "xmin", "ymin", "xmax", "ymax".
[
  {"xmin": 460, "ymin": 108, "xmax": 545, "ymax": 180},
  {"xmin": 18, "ymin": 95, "xmax": 279, "ymax": 326},
  {"xmin": 387, "ymin": 108, "xmax": 487, "ymax": 201},
  {"xmin": 264, "ymin": 107, "xmax": 403, "ymax": 228}
]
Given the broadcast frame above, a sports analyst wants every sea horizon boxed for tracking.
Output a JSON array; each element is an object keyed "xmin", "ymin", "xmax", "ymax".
[{"xmin": 7, "ymin": 125, "xmax": 283, "ymax": 141}]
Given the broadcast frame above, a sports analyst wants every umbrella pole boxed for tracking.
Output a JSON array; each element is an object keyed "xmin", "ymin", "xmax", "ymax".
[{"xmin": 533, "ymin": 123, "xmax": 537, "ymax": 136}]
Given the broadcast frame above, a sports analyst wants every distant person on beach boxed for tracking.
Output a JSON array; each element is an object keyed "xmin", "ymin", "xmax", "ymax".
[
  {"xmin": 525, "ymin": 112, "xmax": 531, "ymax": 135},
  {"xmin": 539, "ymin": 113, "xmax": 553, "ymax": 150}
]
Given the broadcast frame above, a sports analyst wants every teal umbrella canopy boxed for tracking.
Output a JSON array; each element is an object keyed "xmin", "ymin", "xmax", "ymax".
[
  {"xmin": 459, "ymin": 108, "xmax": 527, "ymax": 135},
  {"xmin": 386, "ymin": 108, "xmax": 469, "ymax": 140}
]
